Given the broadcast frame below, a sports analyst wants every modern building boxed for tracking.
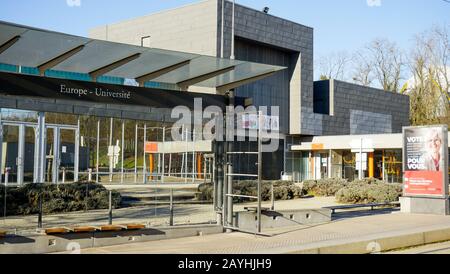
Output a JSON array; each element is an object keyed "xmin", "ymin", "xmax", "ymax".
[
  {"xmin": 0, "ymin": 20, "xmax": 284, "ymax": 185},
  {"xmin": 88, "ymin": 0, "xmax": 427, "ymax": 182}
]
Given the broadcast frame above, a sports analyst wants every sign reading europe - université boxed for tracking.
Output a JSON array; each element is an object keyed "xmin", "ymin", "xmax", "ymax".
[{"xmin": 403, "ymin": 125, "xmax": 449, "ymax": 198}]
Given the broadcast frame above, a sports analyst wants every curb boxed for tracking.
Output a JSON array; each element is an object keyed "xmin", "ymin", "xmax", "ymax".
[{"xmin": 283, "ymin": 227, "xmax": 450, "ymax": 254}]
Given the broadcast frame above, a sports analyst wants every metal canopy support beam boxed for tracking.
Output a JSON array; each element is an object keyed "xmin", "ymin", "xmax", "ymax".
[
  {"xmin": 136, "ymin": 59, "xmax": 191, "ymax": 87},
  {"xmin": 177, "ymin": 65, "xmax": 236, "ymax": 90},
  {"xmin": 0, "ymin": 35, "xmax": 21, "ymax": 55},
  {"xmin": 37, "ymin": 44, "xmax": 85, "ymax": 76},
  {"xmin": 89, "ymin": 53, "xmax": 141, "ymax": 82},
  {"xmin": 216, "ymin": 71, "xmax": 277, "ymax": 94}
]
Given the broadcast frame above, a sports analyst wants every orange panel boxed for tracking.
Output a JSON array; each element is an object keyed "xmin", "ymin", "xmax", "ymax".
[
  {"xmin": 368, "ymin": 152, "xmax": 374, "ymax": 178},
  {"xmin": 312, "ymin": 143, "xmax": 324, "ymax": 150},
  {"xmin": 197, "ymin": 153, "xmax": 203, "ymax": 179},
  {"xmin": 145, "ymin": 142, "xmax": 158, "ymax": 153}
]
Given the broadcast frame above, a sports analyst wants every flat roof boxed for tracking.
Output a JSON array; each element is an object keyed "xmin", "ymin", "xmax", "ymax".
[
  {"xmin": 0, "ymin": 21, "xmax": 285, "ymax": 93},
  {"xmin": 291, "ymin": 132, "xmax": 450, "ymax": 151}
]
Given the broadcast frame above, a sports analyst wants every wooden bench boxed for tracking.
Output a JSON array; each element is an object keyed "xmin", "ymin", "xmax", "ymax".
[
  {"xmin": 0, "ymin": 230, "xmax": 6, "ymax": 238},
  {"xmin": 325, "ymin": 202, "xmax": 400, "ymax": 214},
  {"xmin": 45, "ymin": 227, "xmax": 73, "ymax": 235},
  {"xmin": 95, "ymin": 225, "xmax": 124, "ymax": 232},
  {"xmin": 73, "ymin": 226, "xmax": 97, "ymax": 233},
  {"xmin": 122, "ymin": 224, "xmax": 146, "ymax": 230}
]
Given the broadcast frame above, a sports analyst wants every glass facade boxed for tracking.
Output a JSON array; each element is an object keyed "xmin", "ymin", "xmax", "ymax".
[
  {"xmin": 287, "ymin": 148, "xmax": 407, "ymax": 183},
  {"xmin": 0, "ymin": 108, "xmax": 214, "ymax": 185}
]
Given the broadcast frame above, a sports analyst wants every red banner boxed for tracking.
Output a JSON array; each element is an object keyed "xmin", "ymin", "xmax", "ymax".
[{"xmin": 404, "ymin": 171, "xmax": 444, "ymax": 196}]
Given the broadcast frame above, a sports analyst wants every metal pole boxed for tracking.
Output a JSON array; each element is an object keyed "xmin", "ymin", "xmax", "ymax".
[
  {"xmin": 134, "ymin": 123, "xmax": 138, "ymax": 183},
  {"xmin": 192, "ymin": 129, "xmax": 195, "ymax": 183},
  {"xmin": 230, "ymin": 0, "xmax": 235, "ymax": 60},
  {"xmin": 359, "ymin": 137, "xmax": 363, "ymax": 180},
  {"xmin": 161, "ymin": 127, "xmax": 166, "ymax": 184},
  {"xmin": 38, "ymin": 191, "xmax": 43, "ymax": 229},
  {"xmin": 217, "ymin": 142, "xmax": 223, "ymax": 226},
  {"xmin": 226, "ymin": 163, "xmax": 233, "ymax": 231},
  {"xmin": 74, "ymin": 118, "xmax": 80, "ymax": 182},
  {"xmin": 185, "ymin": 128, "xmax": 188, "ymax": 183},
  {"xmin": 96, "ymin": 120, "xmax": 100, "ymax": 183},
  {"xmin": 257, "ymin": 111, "xmax": 263, "ymax": 233},
  {"xmin": 221, "ymin": 0, "xmax": 225, "ymax": 58},
  {"xmin": 109, "ymin": 118, "xmax": 113, "ymax": 182},
  {"xmin": 271, "ymin": 182, "xmax": 275, "ymax": 211},
  {"xmin": 3, "ymin": 168, "xmax": 8, "ymax": 223},
  {"xmin": 17, "ymin": 124, "xmax": 25, "ymax": 185},
  {"xmin": 108, "ymin": 190, "xmax": 112, "ymax": 225},
  {"xmin": 143, "ymin": 124, "xmax": 147, "ymax": 184},
  {"xmin": 169, "ymin": 188, "xmax": 174, "ymax": 226},
  {"xmin": 121, "ymin": 121, "xmax": 125, "ymax": 184}
]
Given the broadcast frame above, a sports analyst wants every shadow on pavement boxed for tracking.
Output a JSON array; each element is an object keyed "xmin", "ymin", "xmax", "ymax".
[{"xmin": 332, "ymin": 208, "xmax": 399, "ymax": 221}]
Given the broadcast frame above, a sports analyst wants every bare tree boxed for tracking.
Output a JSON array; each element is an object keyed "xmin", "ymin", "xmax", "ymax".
[
  {"xmin": 317, "ymin": 51, "xmax": 351, "ymax": 81},
  {"xmin": 351, "ymin": 50, "xmax": 375, "ymax": 86},
  {"xmin": 408, "ymin": 25, "xmax": 450, "ymax": 126},
  {"xmin": 367, "ymin": 38, "xmax": 405, "ymax": 92}
]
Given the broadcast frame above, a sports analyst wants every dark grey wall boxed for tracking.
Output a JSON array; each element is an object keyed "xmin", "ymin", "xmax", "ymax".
[
  {"xmin": 218, "ymin": 1, "xmax": 314, "ymax": 135},
  {"xmin": 233, "ymin": 38, "xmax": 292, "ymax": 133},
  {"xmin": 316, "ymin": 80, "xmax": 410, "ymax": 136}
]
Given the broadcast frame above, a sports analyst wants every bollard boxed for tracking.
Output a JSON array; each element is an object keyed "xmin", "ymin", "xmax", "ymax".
[
  {"xmin": 108, "ymin": 190, "xmax": 113, "ymax": 225},
  {"xmin": 62, "ymin": 167, "xmax": 66, "ymax": 184},
  {"xmin": 38, "ymin": 192, "xmax": 43, "ymax": 229},
  {"xmin": 169, "ymin": 189, "xmax": 174, "ymax": 226},
  {"xmin": 271, "ymin": 182, "xmax": 275, "ymax": 211},
  {"xmin": 4, "ymin": 167, "xmax": 10, "ymax": 186},
  {"xmin": 88, "ymin": 168, "xmax": 92, "ymax": 182}
]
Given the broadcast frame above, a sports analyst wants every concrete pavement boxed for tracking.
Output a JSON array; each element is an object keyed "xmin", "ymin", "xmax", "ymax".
[{"xmin": 60, "ymin": 211, "xmax": 450, "ymax": 254}]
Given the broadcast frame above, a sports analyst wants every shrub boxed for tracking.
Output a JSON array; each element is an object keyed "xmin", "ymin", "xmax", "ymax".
[
  {"xmin": 0, "ymin": 182, "xmax": 121, "ymax": 215},
  {"xmin": 335, "ymin": 179, "xmax": 402, "ymax": 204},
  {"xmin": 302, "ymin": 178, "xmax": 349, "ymax": 197},
  {"xmin": 196, "ymin": 180, "xmax": 305, "ymax": 203}
]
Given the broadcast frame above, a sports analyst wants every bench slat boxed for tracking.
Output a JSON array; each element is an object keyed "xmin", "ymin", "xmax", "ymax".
[
  {"xmin": 96, "ymin": 225, "xmax": 124, "ymax": 232},
  {"xmin": 73, "ymin": 226, "xmax": 97, "ymax": 233},
  {"xmin": 123, "ymin": 224, "xmax": 146, "ymax": 230},
  {"xmin": 45, "ymin": 227, "xmax": 73, "ymax": 235}
]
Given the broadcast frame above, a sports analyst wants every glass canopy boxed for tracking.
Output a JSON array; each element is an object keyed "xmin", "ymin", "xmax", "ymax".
[{"xmin": 0, "ymin": 20, "xmax": 286, "ymax": 92}]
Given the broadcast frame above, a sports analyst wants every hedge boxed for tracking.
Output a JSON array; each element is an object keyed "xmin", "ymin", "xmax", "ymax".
[
  {"xmin": 0, "ymin": 182, "xmax": 122, "ymax": 215},
  {"xmin": 196, "ymin": 181, "xmax": 305, "ymax": 203},
  {"xmin": 335, "ymin": 179, "xmax": 402, "ymax": 204},
  {"xmin": 302, "ymin": 178, "xmax": 349, "ymax": 197}
]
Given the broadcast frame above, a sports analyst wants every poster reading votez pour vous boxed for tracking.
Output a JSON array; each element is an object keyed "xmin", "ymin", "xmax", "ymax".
[{"xmin": 403, "ymin": 126, "xmax": 448, "ymax": 197}]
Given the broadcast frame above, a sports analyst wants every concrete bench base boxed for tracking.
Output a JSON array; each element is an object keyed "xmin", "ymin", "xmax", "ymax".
[
  {"xmin": 0, "ymin": 224, "xmax": 223, "ymax": 254},
  {"xmin": 235, "ymin": 208, "xmax": 332, "ymax": 231}
]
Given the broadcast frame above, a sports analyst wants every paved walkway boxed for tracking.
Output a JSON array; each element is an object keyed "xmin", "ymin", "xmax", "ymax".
[
  {"xmin": 61, "ymin": 212, "xmax": 450, "ymax": 254},
  {"xmin": 387, "ymin": 240, "xmax": 450, "ymax": 254},
  {"xmin": 0, "ymin": 197, "xmax": 339, "ymax": 234}
]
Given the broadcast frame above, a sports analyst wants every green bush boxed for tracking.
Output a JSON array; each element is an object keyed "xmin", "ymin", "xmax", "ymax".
[
  {"xmin": 196, "ymin": 180, "xmax": 305, "ymax": 203},
  {"xmin": 335, "ymin": 178, "xmax": 402, "ymax": 204},
  {"xmin": 302, "ymin": 178, "xmax": 349, "ymax": 197},
  {"xmin": 0, "ymin": 182, "xmax": 121, "ymax": 215}
]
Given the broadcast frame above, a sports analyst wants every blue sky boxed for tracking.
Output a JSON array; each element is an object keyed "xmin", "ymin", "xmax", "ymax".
[{"xmin": 1, "ymin": 0, "xmax": 449, "ymax": 77}]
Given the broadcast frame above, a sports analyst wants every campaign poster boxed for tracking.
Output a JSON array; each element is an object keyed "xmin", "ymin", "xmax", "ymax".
[{"xmin": 403, "ymin": 125, "xmax": 448, "ymax": 197}]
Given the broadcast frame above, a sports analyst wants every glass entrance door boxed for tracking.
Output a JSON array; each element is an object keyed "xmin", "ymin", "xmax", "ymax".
[
  {"xmin": 45, "ymin": 125, "xmax": 79, "ymax": 184},
  {"xmin": 0, "ymin": 123, "xmax": 37, "ymax": 185}
]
